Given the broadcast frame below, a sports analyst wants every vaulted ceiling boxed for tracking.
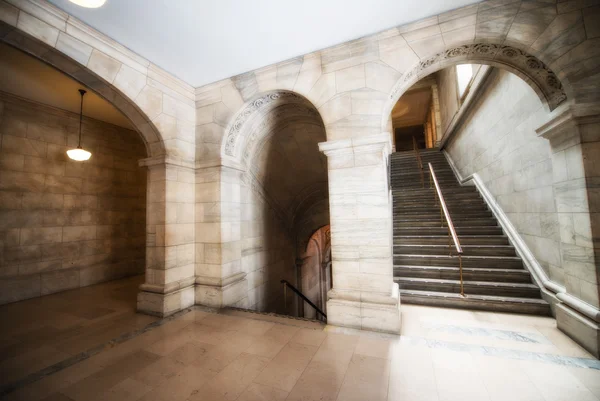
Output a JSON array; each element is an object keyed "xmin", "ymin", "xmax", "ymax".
[{"xmin": 47, "ymin": 0, "xmax": 479, "ymax": 87}]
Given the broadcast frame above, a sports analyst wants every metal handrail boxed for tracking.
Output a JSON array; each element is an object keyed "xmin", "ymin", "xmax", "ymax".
[
  {"xmin": 281, "ymin": 279, "xmax": 327, "ymax": 319},
  {"xmin": 413, "ymin": 136, "xmax": 425, "ymax": 188},
  {"xmin": 428, "ymin": 162, "xmax": 465, "ymax": 296}
]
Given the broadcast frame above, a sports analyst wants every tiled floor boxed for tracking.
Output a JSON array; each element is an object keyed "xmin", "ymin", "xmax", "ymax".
[{"xmin": 1, "ymin": 278, "xmax": 600, "ymax": 401}]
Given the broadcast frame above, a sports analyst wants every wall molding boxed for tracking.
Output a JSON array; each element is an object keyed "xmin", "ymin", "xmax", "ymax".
[{"xmin": 443, "ymin": 151, "xmax": 600, "ymax": 324}]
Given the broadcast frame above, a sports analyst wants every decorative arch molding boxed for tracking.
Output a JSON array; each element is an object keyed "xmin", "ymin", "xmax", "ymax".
[
  {"xmin": 0, "ymin": 32, "xmax": 167, "ymax": 159},
  {"xmin": 222, "ymin": 91, "xmax": 322, "ymax": 161},
  {"xmin": 383, "ymin": 43, "xmax": 568, "ymax": 132}
]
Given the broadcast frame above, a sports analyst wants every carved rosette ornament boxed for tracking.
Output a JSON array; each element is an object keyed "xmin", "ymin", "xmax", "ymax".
[{"xmin": 389, "ymin": 43, "xmax": 567, "ymax": 111}]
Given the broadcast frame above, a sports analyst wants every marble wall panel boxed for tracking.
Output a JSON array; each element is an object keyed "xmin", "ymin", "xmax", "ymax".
[{"xmin": 0, "ymin": 93, "xmax": 147, "ymax": 304}]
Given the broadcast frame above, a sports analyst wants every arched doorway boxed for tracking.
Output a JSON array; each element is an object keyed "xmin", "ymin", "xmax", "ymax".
[
  {"xmin": 1, "ymin": 9, "xmax": 197, "ymax": 317},
  {"xmin": 195, "ymin": 91, "xmax": 330, "ymax": 316}
]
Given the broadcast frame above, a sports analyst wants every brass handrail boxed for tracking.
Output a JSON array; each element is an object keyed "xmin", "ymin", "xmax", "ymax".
[
  {"xmin": 413, "ymin": 136, "xmax": 425, "ymax": 188},
  {"xmin": 428, "ymin": 162, "xmax": 465, "ymax": 296}
]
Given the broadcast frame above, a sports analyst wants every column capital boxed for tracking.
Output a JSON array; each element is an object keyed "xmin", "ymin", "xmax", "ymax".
[{"xmin": 536, "ymin": 102, "xmax": 600, "ymax": 146}]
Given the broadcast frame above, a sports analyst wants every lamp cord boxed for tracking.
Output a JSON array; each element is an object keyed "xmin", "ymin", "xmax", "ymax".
[{"xmin": 78, "ymin": 89, "xmax": 86, "ymax": 149}]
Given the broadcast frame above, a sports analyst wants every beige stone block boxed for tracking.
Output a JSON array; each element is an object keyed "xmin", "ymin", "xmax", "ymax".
[
  {"xmin": 114, "ymin": 63, "xmax": 147, "ymax": 100},
  {"xmin": 24, "ymin": 156, "xmax": 65, "ymax": 176},
  {"xmin": 326, "ymin": 299, "xmax": 362, "ymax": 329},
  {"xmin": 475, "ymin": 16, "xmax": 514, "ymax": 41},
  {"xmin": 335, "ymin": 64, "xmax": 365, "ymax": 93},
  {"xmin": 319, "ymin": 94, "xmax": 352, "ymax": 125},
  {"xmin": 365, "ymin": 62, "xmax": 400, "ymax": 94},
  {"xmin": 321, "ymin": 37, "xmax": 379, "ymax": 73},
  {"xmin": 87, "ymin": 49, "xmax": 121, "ymax": 84},
  {"xmin": 20, "ymin": 226, "xmax": 62, "ymax": 245},
  {"xmin": 164, "ymin": 223, "xmax": 194, "ymax": 246},
  {"xmin": 41, "ymin": 269, "xmax": 79, "ymax": 296},
  {"xmin": 0, "ymin": 170, "xmax": 45, "ymax": 192},
  {"xmin": 17, "ymin": 11, "xmax": 59, "ymax": 47},
  {"xmin": 361, "ymin": 302, "xmax": 401, "ymax": 333},
  {"xmin": 45, "ymin": 175, "xmax": 82, "ymax": 194},
  {"xmin": 0, "ymin": 153, "xmax": 24, "ymax": 171},
  {"xmin": 407, "ymin": 34, "xmax": 445, "ymax": 58},
  {"xmin": 2, "ymin": 134, "xmax": 47, "ymax": 157},
  {"xmin": 294, "ymin": 53, "xmax": 322, "ymax": 95},
  {"xmin": 276, "ymin": 57, "xmax": 303, "ymax": 90},
  {"xmin": 0, "ymin": 1, "xmax": 18, "ymax": 26},
  {"xmin": 255, "ymin": 65, "xmax": 278, "ymax": 93},
  {"xmin": 307, "ymin": 72, "xmax": 336, "ymax": 107},
  {"xmin": 56, "ymin": 32, "xmax": 93, "ymax": 66},
  {"xmin": 443, "ymin": 25, "xmax": 476, "ymax": 47},
  {"xmin": 378, "ymin": 40, "xmax": 420, "ymax": 75},
  {"xmin": 220, "ymin": 83, "xmax": 244, "ymax": 114},
  {"xmin": 137, "ymin": 88, "xmax": 164, "ymax": 126},
  {"xmin": 0, "ymin": 275, "xmax": 41, "ymax": 304},
  {"xmin": 63, "ymin": 225, "xmax": 96, "ymax": 242}
]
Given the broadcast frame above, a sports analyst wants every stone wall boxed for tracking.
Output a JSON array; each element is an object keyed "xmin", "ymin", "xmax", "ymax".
[
  {"xmin": 445, "ymin": 69, "xmax": 562, "ymax": 287},
  {"xmin": 0, "ymin": 93, "xmax": 147, "ymax": 304},
  {"xmin": 437, "ymin": 66, "xmax": 459, "ymax": 135}
]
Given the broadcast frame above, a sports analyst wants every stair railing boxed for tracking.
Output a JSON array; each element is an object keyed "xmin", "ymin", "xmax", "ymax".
[
  {"xmin": 412, "ymin": 136, "xmax": 425, "ymax": 189},
  {"xmin": 428, "ymin": 162, "xmax": 465, "ymax": 297},
  {"xmin": 281, "ymin": 279, "xmax": 327, "ymax": 320}
]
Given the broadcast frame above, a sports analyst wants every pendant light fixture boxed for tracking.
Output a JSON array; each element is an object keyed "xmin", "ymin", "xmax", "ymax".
[
  {"xmin": 67, "ymin": 89, "xmax": 92, "ymax": 162},
  {"xmin": 68, "ymin": 0, "xmax": 106, "ymax": 8}
]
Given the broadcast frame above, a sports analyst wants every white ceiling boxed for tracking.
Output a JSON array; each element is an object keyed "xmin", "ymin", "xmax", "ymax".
[{"xmin": 47, "ymin": 0, "xmax": 479, "ymax": 87}]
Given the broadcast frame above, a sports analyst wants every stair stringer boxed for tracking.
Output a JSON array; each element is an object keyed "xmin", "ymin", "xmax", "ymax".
[{"xmin": 441, "ymin": 150, "xmax": 563, "ymax": 315}]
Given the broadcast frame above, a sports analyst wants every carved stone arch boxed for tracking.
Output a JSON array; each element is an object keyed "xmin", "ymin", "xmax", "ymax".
[
  {"xmin": 0, "ymin": 19, "xmax": 167, "ymax": 159},
  {"xmin": 221, "ymin": 90, "xmax": 324, "ymax": 163},
  {"xmin": 382, "ymin": 42, "xmax": 570, "ymax": 132}
]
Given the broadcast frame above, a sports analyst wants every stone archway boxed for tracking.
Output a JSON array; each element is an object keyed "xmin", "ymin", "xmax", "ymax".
[
  {"xmin": 1, "ymin": 2, "xmax": 197, "ymax": 317},
  {"xmin": 381, "ymin": 42, "xmax": 570, "ymax": 133},
  {"xmin": 195, "ymin": 90, "xmax": 329, "ymax": 314}
]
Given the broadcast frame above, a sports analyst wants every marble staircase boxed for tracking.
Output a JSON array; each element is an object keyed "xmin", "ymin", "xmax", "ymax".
[{"xmin": 391, "ymin": 149, "xmax": 551, "ymax": 315}]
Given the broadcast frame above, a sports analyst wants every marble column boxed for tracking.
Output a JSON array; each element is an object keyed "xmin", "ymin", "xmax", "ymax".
[
  {"xmin": 137, "ymin": 157, "xmax": 196, "ymax": 317},
  {"xmin": 319, "ymin": 133, "xmax": 401, "ymax": 333},
  {"xmin": 194, "ymin": 164, "xmax": 248, "ymax": 308},
  {"xmin": 536, "ymin": 103, "xmax": 600, "ymax": 357}
]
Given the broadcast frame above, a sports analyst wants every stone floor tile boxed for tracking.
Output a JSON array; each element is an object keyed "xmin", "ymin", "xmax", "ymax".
[
  {"xmin": 336, "ymin": 354, "xmax": 390, "ymax": 401},
  {"xmin": 388, "ymin": 342, "xmax": 438, "ymax": 401},
  {"xmin": 236, "ymin": 383, "xmax": 288, "ymax": 401},
  {"xmin": 286, "ymin": 359, "xmax": 348, "ymax": 401},
  {"xmin": 253, "ymin": 342, "xmax": 319, "ymax": 392},
  {"xmin": 431, "ymin": 348, "xmax": 491, "ymax": 401},
  {"xmin": 519, "ymin": 360, "xmax": 599, "ymax": 401},
  {"xmin": 355, "ymin": 336, "xmax": 395, "ymax": 359},
  {"xmin": 289, "ymin": 327, "xmax": 327, "ymax": 347},
  {"xmin": 188, "ymin": 352, "xmax": 270, "ymax": 401}
]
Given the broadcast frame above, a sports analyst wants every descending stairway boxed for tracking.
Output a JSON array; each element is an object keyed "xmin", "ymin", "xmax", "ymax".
[{"xmin": 391, "ymin": 149, "xmax": 551, "ymax": 315}]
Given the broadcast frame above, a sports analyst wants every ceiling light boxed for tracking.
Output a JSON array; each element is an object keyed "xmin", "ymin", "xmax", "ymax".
[
  {"xmin": 68, "ymin": 0, "xmax": 106, "ymax": 8},
  {"xmin": 67, "ymin": 89, "xmax": 92, "ymax": 162}
]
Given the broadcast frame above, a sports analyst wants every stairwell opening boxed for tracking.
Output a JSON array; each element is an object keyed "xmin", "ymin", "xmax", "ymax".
[{"xmin": 389, "ymin": 66, "xmax": 551, "ymax": 316}]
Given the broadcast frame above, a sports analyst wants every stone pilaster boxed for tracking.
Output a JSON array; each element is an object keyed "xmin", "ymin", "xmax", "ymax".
[
  {"xmin": 194, "ymin": 164, "xmax": 247, "ymax": 308},
  {"xmin": 137, "ymin": 157, "xmax": 196, "ymax": 317},
  {"xmin": 537, "ymin": 103, "xmax": 600, "ymax": 357},
  {"xmin": 319, "ymin": 133, "xmax": 401, "ymax": 333}
]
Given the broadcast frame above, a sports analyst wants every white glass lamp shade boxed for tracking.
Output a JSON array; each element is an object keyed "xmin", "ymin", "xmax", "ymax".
[
  {"xmin": 68, "ymin": 0, "xmax": 106, "ymax": 8},
  {"xmin": 67, "ymin": 147, "xmax": 92, "ymax": 161}
]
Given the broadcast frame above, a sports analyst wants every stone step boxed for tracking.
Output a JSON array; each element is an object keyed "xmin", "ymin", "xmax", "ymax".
[
  {"xmin": 392, "ymin": 187, "xmax": 477, "ymax": 195},
  {"xmin": 393, "ymin": 265, "xmax": 532, "ymax": 283},
  {"xmin": 393, "ymin": 199, "xmax": 485, "ymax": 208},
  {"xmin": 393, "ymin": 204, "xmax": 489, "ymax": 213},
  {"xmin": 393, "ymin": 210, "xmax": 493, "ymax": 219},
  {"xmin": 397, "ymin": 290, "xmax": 551, "ymax": 315},
  {"xmin": 394, "ymin": 244, "xmax": 516, "ymax": 257},
  {"xmin": 394, "ymin": 235, "xmax": 509, "ymax": 245},
  {"xmin": 395, "ymin": 277, "xmax": 541, "ymax": 298},
  {"xmin": 393, "ymin": 254, "xmax": 523, "ymax": 269},
  {"xmin": 394, "ymin": 218, "xmax": 498, "ymax": 227},
  {"xmin": 394, "ymin": 226, "xmax": 504, "ymax": 236}
]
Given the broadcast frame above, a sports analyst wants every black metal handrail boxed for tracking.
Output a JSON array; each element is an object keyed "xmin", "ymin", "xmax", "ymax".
[{"xmin": 280, "ymin": 279, "xmax": 327, "ymax": 319}]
